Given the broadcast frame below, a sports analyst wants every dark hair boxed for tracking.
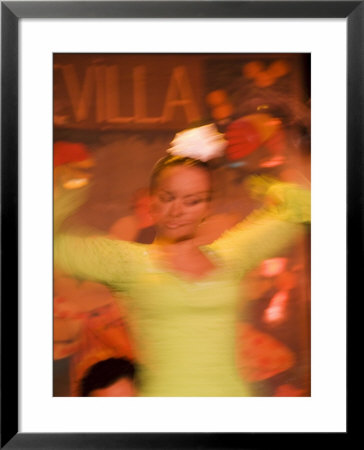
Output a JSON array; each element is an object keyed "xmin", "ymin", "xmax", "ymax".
[
  {"xmin": 149, "ymin": 155, "xmax": 211, "ymax": 193},
  {"xmin": 79, "ymin": 357, "xmax": 135, "ymax": 397}
]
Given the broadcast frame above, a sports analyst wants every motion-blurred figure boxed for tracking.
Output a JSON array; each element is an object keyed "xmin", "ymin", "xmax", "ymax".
[{"xmin": 55, "ymin": 152, "xmax": 310, "ymax": 397}]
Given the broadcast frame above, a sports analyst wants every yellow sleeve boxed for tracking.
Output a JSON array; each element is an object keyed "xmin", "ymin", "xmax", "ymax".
[
  {"xmin": 209, "ymin": 178, "xmax": 310, "ymax": 279},
  {"xmin": 54, "ymin": 187, "xmax": 139, "ymax": 289},
  {"xmin": 54, "ymin": 234, "xmax": 139, "ymax": 289}
]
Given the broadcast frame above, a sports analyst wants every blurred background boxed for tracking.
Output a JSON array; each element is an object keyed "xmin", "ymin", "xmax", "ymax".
[{"xmin": 53, "ymin": 53, "xmax": 310, "ymax": 397}]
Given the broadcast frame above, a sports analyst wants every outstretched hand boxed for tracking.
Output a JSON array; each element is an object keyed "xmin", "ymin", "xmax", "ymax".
[
  {"xmin": 53, "ymin": 166, "xmax": 93, "ymax": 234},
  {"xmin": 54, "ymin": 164, "xmax": 93, "ymax": 200}
]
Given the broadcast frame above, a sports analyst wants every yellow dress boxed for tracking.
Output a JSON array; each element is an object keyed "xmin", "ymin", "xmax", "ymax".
[{"xmin": 54, "ymin": 179, "xmax": 310, "ymax": 396}]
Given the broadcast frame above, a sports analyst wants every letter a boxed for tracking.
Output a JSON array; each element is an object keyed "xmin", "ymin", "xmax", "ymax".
[{"xmin": 162, "ymin": 66, "xmax": 201, "ymax": 123}]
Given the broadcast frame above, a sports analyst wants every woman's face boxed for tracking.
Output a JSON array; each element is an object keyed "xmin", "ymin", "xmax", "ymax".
[{"xmin": 151, "ymin": 165, "xmax": 211, "ymax": 242}]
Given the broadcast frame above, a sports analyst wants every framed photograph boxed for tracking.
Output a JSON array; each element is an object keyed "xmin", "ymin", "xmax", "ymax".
[{"xmin": 2, "ymin": 1, "xmax": 357, "ymax": 448}]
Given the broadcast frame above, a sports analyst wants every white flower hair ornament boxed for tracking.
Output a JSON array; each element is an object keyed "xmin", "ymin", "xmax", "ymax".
[{"xmin": 167, "ymin": 124, "xmax": 227, "ymax": 162}]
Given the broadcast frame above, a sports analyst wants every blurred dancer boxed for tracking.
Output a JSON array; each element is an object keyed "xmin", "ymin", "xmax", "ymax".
[{"xmin": 55, "ymin": 143, "xmax": 310, "ymax": 396}]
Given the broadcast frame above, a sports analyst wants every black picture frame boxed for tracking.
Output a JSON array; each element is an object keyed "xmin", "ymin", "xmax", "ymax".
[{"xmin": 1, "ymin": 1, "xmax": 358, "ymax": 448}]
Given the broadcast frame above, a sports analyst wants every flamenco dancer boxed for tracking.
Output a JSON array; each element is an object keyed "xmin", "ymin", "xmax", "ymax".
[{"xmin": 54, "ymin": 127, "xmax": 310, "ymax": 397}]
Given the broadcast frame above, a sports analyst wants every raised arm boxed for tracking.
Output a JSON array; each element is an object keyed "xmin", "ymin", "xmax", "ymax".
[
  {"xmin": 54, "ymin": 187, "xmax": 137, "ymax": 290},
  {"xmin": 209, "ymin": 176, "xmax": 310, "ymax": 279}
]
